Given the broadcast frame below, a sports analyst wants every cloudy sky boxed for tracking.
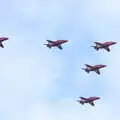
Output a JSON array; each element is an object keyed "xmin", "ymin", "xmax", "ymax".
[{"xmin": 0, "ymin": 0, "xmax": 120, "ymax": 119}]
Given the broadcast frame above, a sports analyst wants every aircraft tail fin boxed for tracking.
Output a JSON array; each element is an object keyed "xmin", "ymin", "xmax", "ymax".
[{"xmin": 80, "ymin": 97, "xmax": 88, "ymax": 100}]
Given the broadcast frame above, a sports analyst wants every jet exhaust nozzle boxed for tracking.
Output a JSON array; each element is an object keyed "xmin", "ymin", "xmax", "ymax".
[{"xmin": 44, "ymin": 44, "xmax": 47, "ymax": 45}]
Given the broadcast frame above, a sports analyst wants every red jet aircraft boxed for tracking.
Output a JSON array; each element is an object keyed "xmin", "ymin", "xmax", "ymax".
[
  {"xmin": 44, "ymin": 40, "xmax": 68, "ymax": 50},
  {"xmin": 82, "ymin": 64, "xmax": 106, "ymax": 75},
  {"xmin": 92, "ymin": 41, "xmax": 117, "ymax": 52},
  {"xmin": 76, "ymin": 96, "xmax": 100, "ymax": 106},
  {"xmin": 0, "ymin": 37, "xmax": 8, "ymax": 48}
]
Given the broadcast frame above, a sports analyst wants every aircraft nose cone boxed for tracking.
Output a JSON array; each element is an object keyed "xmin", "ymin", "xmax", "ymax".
[
  {"xmin": 64, "ymin": 40, "xmax": 69, "ymax": 42},
  {"xmin": 102, "ymin": 65, "xmax": 106, "ymax": 67},
  {"xmin": 98, "ymin": 65, "xmax": 106, "ymax": 68},
  {"xmin": 110, "ymin": 41, "xmax": 117, "ymax": 44},
  {"xmin": 96, "ymin": 97, "xmax": 100, "ymax": 99},
  {"xmin": 4, "ymin": 37, "xmax": 8, "ymax": 40},
  {"xmin": 113, "ymin": 42, "xmax": 117, "ymax": 44}
]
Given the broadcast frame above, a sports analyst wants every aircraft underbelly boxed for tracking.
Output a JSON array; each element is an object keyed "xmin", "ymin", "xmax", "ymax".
[
  {"xmin": 96, "ymin": 44, "xmax": 101, "ymax": 48},
  {"xmin": 87, "ymin": 67, "xmax": 92, "ymax": 70},
  {"xmin": 49, "ymin": 43, "xmax": 56, "ymax": 46}
]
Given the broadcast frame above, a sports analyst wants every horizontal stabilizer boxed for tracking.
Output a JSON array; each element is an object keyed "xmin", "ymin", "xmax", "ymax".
[
  {"xmin": 44, "ymin": 44, "xmax": 52, "ymax": 48},
  {"xmin": 91, "ymin": 46, "xmax": 99, "ymax": 51},
  {"xmin": 81, "ymin": 68, "xmax": 90, "ymax": 73}
]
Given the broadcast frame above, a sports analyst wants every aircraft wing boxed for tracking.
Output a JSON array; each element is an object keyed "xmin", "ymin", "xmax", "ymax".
[
  {"xmin": 46, "ymin": 40, "xmax": 55, "ymax": 43},
  {"xmin": 57, "ymin": 45, "xmax": 63, "ymax": 50},
  {"xmin": 0, "ymin": 40, "xmax": 5, "ymax": 42},
  {"xmin": 89, "ymin": 102, "xmax": 95, "ymax": 106},
  {"xmin": 0, "ymin": 43, "xmax": 4, "ymax": 48},
  {"xmin": 104, "ymin": 47, "xmax": 110, "ymax": 52},
  {"xmin": 95, "ymin": 70, "xmax": 100, "ymax": 75}
]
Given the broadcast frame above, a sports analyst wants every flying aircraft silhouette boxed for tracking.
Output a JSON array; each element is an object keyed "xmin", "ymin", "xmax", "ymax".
[
  {"xmin": 91, "ymin": 41, "xmax": 116, "ymax": 52},
  {"xmin": 44, "ymin": 40, "xmax": 68, "ymax": 50},
  {"xmin": 76, "ymin": 96, "xmax": 100, "ymax": 106},
  {"xmin": 82, "ymin": 64, "xmax": 106, "ymax": 75}
]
